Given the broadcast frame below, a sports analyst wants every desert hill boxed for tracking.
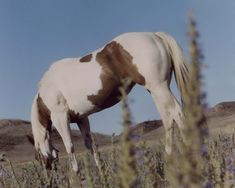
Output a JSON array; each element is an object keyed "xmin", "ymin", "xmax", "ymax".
[
  {"xmin": 129, "ymin": 101, "xmax": 235, "ymax": 140},
  {"xmin": 0, "ymin": 101, "xmax": 235, "ymax": 163},
  {"xmin": 0, "ymin": 119, "xmax": 111, "ymax": 162}
]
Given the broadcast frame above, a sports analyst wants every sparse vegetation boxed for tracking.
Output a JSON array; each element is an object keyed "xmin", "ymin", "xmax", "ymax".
[{"xmin": 0, "ymin": 15, "xmax": 235, "ymax": 188}]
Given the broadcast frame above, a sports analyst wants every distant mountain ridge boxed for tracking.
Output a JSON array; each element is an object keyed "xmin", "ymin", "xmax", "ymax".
[
  {"xmin": 208, "ymin": 101, "xmax": 235, "ymax": 116},
  {"xmin": 0, "ymin": 119, "xmax": 30, "ymax": 128}
]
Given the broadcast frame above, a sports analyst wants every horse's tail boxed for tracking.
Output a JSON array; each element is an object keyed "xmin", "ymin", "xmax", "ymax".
[{"xmin": 155, "ymin": 32, "xmax": 188, "ymax": 100}]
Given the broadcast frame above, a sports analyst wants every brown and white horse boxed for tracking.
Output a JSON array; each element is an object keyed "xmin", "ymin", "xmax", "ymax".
[{"xmin": 31, "ymin": 32, "xmax": 188, "ymax": 172}]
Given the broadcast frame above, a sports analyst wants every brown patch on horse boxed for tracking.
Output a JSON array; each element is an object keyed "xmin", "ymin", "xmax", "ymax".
[
  {"xmin": 69, "ymin": 110, "xmax": 80, "ymax": 123},
  {"xmin": 80, "ymin": 54, "xmax": 92, "ymax": 63},
  {"xmin": 37, "ymin": 95, "xmax": 52, "ymax": 130},
  {"xmin": 37, "ymin": 95, "xmax": 81, "ymax": 124},
  {"xmin": 97, "ymin": 41, "xmax": 145, "ymax": 85},
  {"xmin": 87, "ymin": 41, "xmax": 145, "ymax": 109}
]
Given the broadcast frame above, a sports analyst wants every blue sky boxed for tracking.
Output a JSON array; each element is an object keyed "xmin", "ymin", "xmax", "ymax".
[{"xmin": 0, "ymin": 0, "xmax": 234, "ymax": 134}]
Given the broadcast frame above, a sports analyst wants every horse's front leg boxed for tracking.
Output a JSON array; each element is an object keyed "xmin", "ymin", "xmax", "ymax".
[
  {"xmin": 51, "ymin": 111, "xmax": 78, "ymax": 173},
  {"xmin": 77, "ymin": 117, "xmax": 99, "ymax": 167}
]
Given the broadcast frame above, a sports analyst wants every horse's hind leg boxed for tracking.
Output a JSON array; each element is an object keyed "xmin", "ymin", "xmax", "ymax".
[
  {"xmin": 77, "ymin": 117, "xmax": 93, "ymax": 152},
  {"xmin": 76, "ymin": 117, "xmax": 99, "ymax": 167},
  {"xmin": 51, "ymin": 111, "xmax": 78, "ymax": 172},
  {"xmin": 148, "ymin": 83, "xmax": 185, "ymax": 154}
]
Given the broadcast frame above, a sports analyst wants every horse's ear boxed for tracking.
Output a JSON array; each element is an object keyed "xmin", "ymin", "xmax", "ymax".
[{"xmin": 27, "ymin": 135, "xmax": 35, "ymax": 145}]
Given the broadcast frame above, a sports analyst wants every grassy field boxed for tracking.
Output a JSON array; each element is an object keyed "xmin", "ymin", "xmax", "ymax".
[{"xmin": 0, "ymin": 132, "xmax": 234, "ymax": 188}]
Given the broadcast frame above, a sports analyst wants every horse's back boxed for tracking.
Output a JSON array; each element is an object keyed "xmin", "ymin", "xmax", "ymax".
[{"xmin": 37, "ymin": 32, "xmax": 171, "ymax": 117}]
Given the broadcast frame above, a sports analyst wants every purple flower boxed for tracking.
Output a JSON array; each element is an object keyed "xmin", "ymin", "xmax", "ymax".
[
  {"xmin": 200, "ymin": 144, "xmax": 208, "ymax": 156},
  {"xmin": 225, "ymin": 156, "xmax": 235, "ymax": 175},
  {"xmin": 0, "ymin": 167, "xmax": 5, "ymax": 178},
  {"xmin": 204, "ymin": 181, "xmax": 213, "ymax": 188}
]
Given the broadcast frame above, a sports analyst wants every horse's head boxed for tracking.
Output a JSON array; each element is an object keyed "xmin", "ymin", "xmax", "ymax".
[
  {"xmin": 27, "ymin": 135, "xmax": 58, "ymax": 169},
  {"xmin": 35, "ymin": 148, "xmax": 58, "ymax": 169}
]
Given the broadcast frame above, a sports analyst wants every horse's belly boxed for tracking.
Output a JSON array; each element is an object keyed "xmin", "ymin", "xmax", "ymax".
[
  {"xmin": 66, "ymin": 77, "xmax": 135, "ymax": 116},
  {"xmin": 86, "ymin": 78, "xmax": 135, "ymax": 111},
  {"xmin": 63, "ymin": 83, "xmax": 102, "ymax": 115}
]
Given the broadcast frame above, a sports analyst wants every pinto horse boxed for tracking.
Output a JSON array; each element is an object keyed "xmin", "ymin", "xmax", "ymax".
[{"xmin": 31, "ymin": 32, "xmax": 188, "ymax": 172}]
